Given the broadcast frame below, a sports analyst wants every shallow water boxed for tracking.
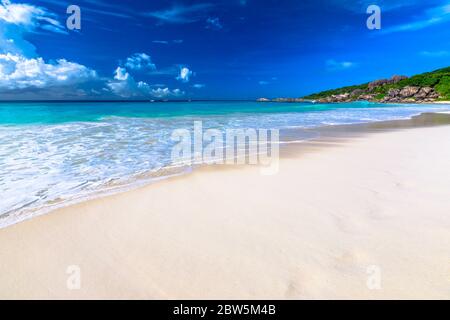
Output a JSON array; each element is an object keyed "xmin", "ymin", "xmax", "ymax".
[{"xmin": 1, "ymin": 101, "xmax": 449, "ymax": 226}]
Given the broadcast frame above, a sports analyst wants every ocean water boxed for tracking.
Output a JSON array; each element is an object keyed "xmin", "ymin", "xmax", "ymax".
[{"xmin": 1, "ymin": 101, "xmax": 449, "ymax": 227}]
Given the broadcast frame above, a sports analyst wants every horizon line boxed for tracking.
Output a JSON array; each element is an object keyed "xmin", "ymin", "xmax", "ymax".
[{"xmin": 0, "ymin": 99, "xmax": 266, "ymax": 103}]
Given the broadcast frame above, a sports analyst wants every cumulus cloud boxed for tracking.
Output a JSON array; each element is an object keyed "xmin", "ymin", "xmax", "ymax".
[
  {"xmin": 0, "ymin": 0, "xmax": 103, "ymax": 98},
  {"xmin": 176, "ymin": 66, "xmax": 193, "ymax": 83},
  {"xmin": 0, "ymin": 2, "xmax": 188, "ymax": 99},
  {"xmin": 124, "ymin": 53, "xmax": 156, "ymax": 71},
  {"xmin": 107, "ymin": 66, "xmax": 151, "ymax": 98},
  {"xmin": 113, "ymin": 66, "xmax": 128, "ymax": 81},
  {"xmin": 108, "ymin": 54, "xmax": 187, "ymax": 98},
  {"xmin": 107, "ymin": 66, "xmax": 184, "ymax": 99},
  {"xmin": 193, "ymin": 83, "xmax": 205, "ymax": 88},
  {"xmin": 108, "ymin": 51, "xmax": 188, "ymax": 98},
  {"xmin": 151, "ymin": 87, "xmax": 185, "ymax": 98},
  {"xmin": 0, "ymin": 53, "xmax": 98, "ymax": 91}
]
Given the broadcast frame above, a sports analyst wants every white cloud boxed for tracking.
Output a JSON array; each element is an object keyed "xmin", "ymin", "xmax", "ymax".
[
  {"xmin": 152, "ymin": 40, "xmax": 169, "ymax": 44},
  {"xmin": 108, "ymin": 66, "xmax": 153, "ymax": 98},
  {"xmin": 152, "ymin": 39, "xmax": 184, "ymax": 45},
  {"xmin": 113, "ymin": 66, "xmax": 128, "ymax": 80},
  {"xmin": 38, "ymin": 0, "xmax": 134, "ymax": 19},
  {"xmin": 137, "ymin": 81, "xmax": 151, "ymax": 91},
  {"xmin": 206, "ymin": 17, "xmax": 223, "ymax": 30},
  {"xmin": 107, "ymin": 66, "xmax": 183, "ymax": 99},
  {"xmin": 193, "ymin": 83, "xmax": 205, "ymax": 88},
  {"xmin": 0, "ymin": 2, "xmax": 191, "ymax": 99},
  {"xmin": 331, "ymin": 0, "xmax": 442, "ymax": 13},
  {"xmin": 176, "ymin": 67, "xmax": 193, "ymax": 83},
  {"xmin": 124, "ymin": 53, "xmax": 156, "ymax": 71},
  {"xmin": 326, "ymin": 59, "xmax": 355, "ymax": 71},
  {"xmin": 0, "ymin": 0, "xmax": 66, "ymax": 57},
  {"xmin": 109, "ymin": 57, "xmax": 189, "ymax": 98},
  {"xmin": 258, "ymin": 80, "xmax": 269, "ymax": 85},
  {"xmin": 0, "ymin": 2, "xmax": 102, "ymax": 98},
  {"xmin": 145, "ymin": 3, "xmax": 213, "ymax": 24},
  {"xmin": 420, "ymin": 50, "xmax": 450, "ymax": 57},
  {"xmin": 0, "ymin": 0, "xmax": 64, "ymax": 32},
  {"xmin": 151, "ymin": 87, "xmax": 185, "ymax": 98},
  {"xmin": 382, "ymin": 3, "xmax": 450, "ymax": 34},
  {"xmin": 0, "ymin": 0, "xmax": 44, "ymax": 26},
  {"xmin": 0, "ymin": 53, "xmax": 98, "ymax": 90}
]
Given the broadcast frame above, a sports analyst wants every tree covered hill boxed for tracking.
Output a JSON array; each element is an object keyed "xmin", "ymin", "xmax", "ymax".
[{"xmin": 303, "ymin": 66, "xmax": 450, "ymax": 103}]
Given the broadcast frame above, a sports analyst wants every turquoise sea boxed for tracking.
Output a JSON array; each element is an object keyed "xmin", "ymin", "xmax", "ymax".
[{"xmin": 1, "ymin": 100, "xmax": 449, "ymax": 226}]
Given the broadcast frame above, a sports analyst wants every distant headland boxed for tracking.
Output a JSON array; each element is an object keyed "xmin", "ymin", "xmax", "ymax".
[{"xmin": 259, "ymin": 66, "xmax": 450, "ymax": 104}]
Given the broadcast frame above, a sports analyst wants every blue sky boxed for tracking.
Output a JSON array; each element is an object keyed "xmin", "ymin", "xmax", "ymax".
[{"xmin": 0, "ymin": 0, "xmax": 450, "ymax": 100}]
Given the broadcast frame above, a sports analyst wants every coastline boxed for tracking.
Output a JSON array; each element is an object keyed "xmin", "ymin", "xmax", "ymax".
[
  {"xmin": 431, "ymin": 101, "xmax": 450, "ymax": 104},
  {"xmin": 258, "ymin": 98, "xmax": 450, "ymax": 105},
  {"xmin": 2, "ymin": 107, "xmax": 449, "ymax": 230},
  {"xmin": 0, "ymin": 113, "xmax": 450, "ymax": 299}
]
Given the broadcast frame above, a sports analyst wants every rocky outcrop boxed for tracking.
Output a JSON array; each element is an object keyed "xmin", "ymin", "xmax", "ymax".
[
  {"xmin": 309, "ymin": 85, "xmax": 440, "ymax": 103},
  {"xmin": 359, "ymin": 94, "xmax": 376, "ymax": 101},
  {"xmin": 256, "ymin": 97, "xmax": 306, "ymax": 103},
  {"xmin": 328, "ymin": 93, "xmax": 350, "ymax": 102},
  {"xmin": 391, "ymin": 75, "xmax": 409, "ymax": 83},
  {"xmin": 368, "ymin": 79, "xmax": 390, "ymax": 90},
  {"xmin": 262, "ymin": 72, "xmax": 444, "ymax": 104},
  {"xmin": 381, "ymin": 86, "xmax": 439, "ymax": 103},
  {"xmin": 272, "ymin": 98, "xmax": 305, "ymax": 102},
  {"xmin": 399, "ymin": 86, "xmax": 420, "ymax": 97},
  {"xmin": 351, "ymin": 89, "xmax": 365, "ymax": 97},
  {"xmin": 368, "ymin": 75, "xmax": 408, "ymax": 91}
]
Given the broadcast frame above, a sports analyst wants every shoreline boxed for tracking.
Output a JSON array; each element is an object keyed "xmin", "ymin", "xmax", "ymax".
[
  {"xmin": 0, "ymin": 112, "xmax": 445, "ymax": 230},
  {"xmin": 258, "ymin": 99, "xmax": 450, "ymax": 105},
  {"xmin": 430, "ymin": 101, "xmax": 450, "ymax": 104},
  {"xmin": 1, "ymin": 111, "xmax": 450, "ymax": 229},
  {"xmin": 0, "ymin": 113, "xmax": 450, "ymax": 299}
]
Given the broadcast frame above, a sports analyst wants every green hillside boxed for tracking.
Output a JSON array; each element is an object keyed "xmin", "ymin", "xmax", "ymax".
[{"xmin": 304, "ymin": 66, "xmax": 450, "ymax": 101}]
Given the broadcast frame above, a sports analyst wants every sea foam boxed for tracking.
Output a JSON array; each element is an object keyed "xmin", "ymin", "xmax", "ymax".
[{"xmin": 1, "ymin": 101, "xmax": 449, "ymax": 227}]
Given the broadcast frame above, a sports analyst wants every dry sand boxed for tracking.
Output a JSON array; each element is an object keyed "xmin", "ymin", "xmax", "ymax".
[{"xmin": 0, "ymin": 121, "xmax": 450, "ymax": 299}]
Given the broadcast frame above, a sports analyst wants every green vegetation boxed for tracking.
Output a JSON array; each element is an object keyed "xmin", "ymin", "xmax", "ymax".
[
  {"xmin": 435, "ymin": 75, "xmax": 450, "ymax": 99},
  {"xmin": 374, "ymin": 93, "xmax": 386, "ymax": 100},
  {"xmin": 303, "ymin": 66, "xmax": 450, "ymax": 101}
]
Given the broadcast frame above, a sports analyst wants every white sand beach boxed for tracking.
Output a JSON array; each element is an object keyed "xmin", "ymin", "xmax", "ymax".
[{"xmin": 0, "ymin": 123, "xmax": 449, "ymax": 299}]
